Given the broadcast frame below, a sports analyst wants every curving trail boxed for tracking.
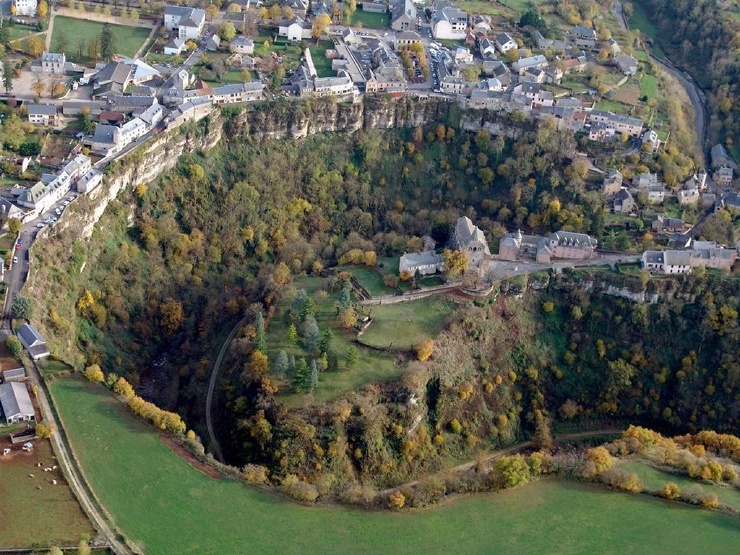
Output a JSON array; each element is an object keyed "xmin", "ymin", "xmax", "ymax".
[
  {"xmin": 205, "ymin": 316, "xmax": 250, "ymax": 464},
  {"xmin": 380, "ymin": 429, "xmax": 623, "ymax": 496}
]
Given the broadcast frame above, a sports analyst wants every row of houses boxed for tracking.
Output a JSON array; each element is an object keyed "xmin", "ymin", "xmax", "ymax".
[
  {"xmin": 499, "ymin": 230, "xmax": 598, "ymax": 264},
  {"xmin": 642, "ymin": 241, "xmax": 738, "ymax": 274}
]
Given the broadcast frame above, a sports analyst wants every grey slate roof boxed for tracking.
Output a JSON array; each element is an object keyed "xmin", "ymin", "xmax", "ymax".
[
  {"xmin": 0, "ymin": 382, "xmax": 34, "ymax": 421},
  {"xmin": 92, "ymin": 124, "xmax": 118, "ymax": 146},
  {"xmin": 399, "ymin": 250, "xmax": 443, "ymax": 271},
  {"xmin": 28, "ymin": 104, "xmax": 58, "ymax": 116},
  {"xmin": 2, "ymin": 368, "xmax": 26, "ymax": 382},
  {"xmin": 17, "ymin": 324, "xmax": 45, "ymax": 349}
]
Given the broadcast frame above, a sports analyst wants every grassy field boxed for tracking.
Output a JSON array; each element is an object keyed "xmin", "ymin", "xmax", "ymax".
[
  {"xmin": 308, "ymin": 41, "xmax": 335, "ymax": 78},
  {"xmin": 38, "ymin": 359, "xmax": 74, "ymax": 377},
  {"xmin": 627, "ymin": 1, "xmax": 667, "ymax": 57},
  {"xmin": 350, "ymin": 10, "xmax": 389, "ymax": 29},
  {"xmin": 47, "ymin": 377, "xmax": 740, "ymax": 555},
  {"xmin": 51, "ymin": 17, "xmax": 151, "ymax": 59},
  {"xmin": 345, "ymin": 265, "xmax": 396, "ymax": 296},
  {"xmin": 359, "ymin": 297, "xmax": 454, "ymax": 350},
  {"xmin": 619, "ymin": 460, "xmax": 740, "ymax": 512},
  {"xmin": 640, "ymin": 73, "xmax": 659, "ymax": 100},
  {"xmin": 265, "ymin": 276, "xmax": 402, "ymax": 405},
  {"xmin": 0, "ymin": 437, "xmax": 94, "ymax": 548}
]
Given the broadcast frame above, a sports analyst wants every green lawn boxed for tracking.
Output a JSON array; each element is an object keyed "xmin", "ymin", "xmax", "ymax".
[
  {"xmin": 619, "ymin": 460, "xmax": 740, "ymax": 512},
  {"xmin": 51, "ymin": 17, "xmax": 151, "ymax": 59},
  {"xmin": 37, "ymin": 358, "xmax": 74, "ymax": 377},
  {"xmin": 346, "ymin": 265, "xmax": 396, "ymax": 296},
  {"xmin": 627, "ymin": 1, "xmax": 667, "ymax": 57},
  {"xmin": 358, "ymin": 297, "xmax": 454, "ymax": 350},
  {"xmin": 308, "ymin": 41, "xmax": 335, "ymax": 78},
  {"xmin": 640, "ymin": 74, "xmax": 659, "ymax": 100},
  {"xmin": 7, "ymin": 24, "xmax": 40, "ymax": 43},
  {"xmin": 596, "ymin": 99, "xmax": 630, "ymax": 113},
  {"xmin": 265, "ymin": 277, "xmax": 402, "ymax": 405},
  {"xmin": 0, "ymin": 437, "xmax": 94, "ymax": 548},
  {"xmin": 46, "ymin": 377, "xmax": 740, "ymax": 555},
  {"xmin": 350, "ymin": 10, "xmax": 389, "ymax": 29}
]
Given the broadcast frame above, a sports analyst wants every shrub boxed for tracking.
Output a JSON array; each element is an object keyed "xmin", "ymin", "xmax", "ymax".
[
  {"xmin": 83, "ymin": 364, "xmax": 104, "ymax": 383},
  {"xmin": 388, "ymin": 490, "xmax": 405, "ymax": 510},
  {"xmin": 6, "ymin": 335, "xmax": 22, "ymax": 359},
  {"xmin": 242, "ymin": 464, "xmax": 270, "ymax": 484},
  {"xmin": 699, "ymin": 493, "xmax": 719, "ymax": 509},
  {"xmin": 660, "ymin": 482, "xmax": 681, "ymax": 500},
  {"xmin": 415, "ymin": 339, "xmax": 434, "ymax": 361},
  {"xmin": 281, "ymin": 475, "xmax": 319, "ymax": 503},
  {"xmin": 600, "ymin": 468, "xmax": 643, "ymax": 493},
  {"xmin": 580, "ymin": 446, "xmax": 614, "ymax": 478},
  {"xmin": 491, "ymin": 455, "xmax": 531, "ymax": 489}
]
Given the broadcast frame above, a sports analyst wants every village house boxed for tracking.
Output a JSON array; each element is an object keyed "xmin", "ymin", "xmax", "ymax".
[
  {"xmin": 678, "ymin": 186, "xmax": 700, "ymax": 206},
  {"xmin": 511, "ymin": 55, "xmax": 548, "ymax": 76},
  {"xmin": 710, "ymin": 143, "xmax": 734, "ymax": 169},
  {"xmin": 613, "ymin": 54, "xmax": 638, "ymax": 75},
  {"xmin": 641, "ymin": 129, "xmax": 661, "ymax": 152},
  {"xmin": 206, "ymin": 34, "xmax": 221, "ymax": 52},
  {"xmin": 652, "ymin": 216, "xmax": 684, "ymax": 233},
  {"xmin": 0, "ymin": 382, "xmax": 35, "ymax": 425},
  {"xmin": 395, "ymin": 30, "xmax": 423, "ymax": 51},
  {"xmin": 230, "ymin": 36, "xmax": 255, "ymax": 55},
  {"xmin": 588, "ymin": 110, "xmax": 643, "ymax": 137},
  {"xmin": 567, "ymin": 25, "xmax": 597, "ymax": 49},
  {"xmin": 494, "ymin": 32, "xmax": 517, "ymax": 54},
  {"xmin": 391, "ymin": 0, "xmax": 417, "ymax": 32},
  {"xmin": 499, "ymin": 230, "xmax": 596, "ymax": 263},
  {"xmin": 76, "ymin": 168, "xmax": 103, "ymax": 194},
  {"xmin": 12, "ymin": 0, "xmax": 37, "ymax": 17},
  {"xmin": 478, "ymin": 36, "xmax": 497, "ymax": 59},
  {"xmin": 613, "ymin": 188, "xmax": 635, "ymax": 214},
  {"xmin": 432, "ymin": 7, "xmax": 468, "ymax": 40},
  {"xmin": 642, "ymin": 250, "xmax": 691, "ymax": 274},
  {"xmin": 470, "ymin": 15, "xmax": 491, "ymax": 35},
  {"xmin": 399, "ymin": 250, "xmax": 444, "ymax": 276},
  {"xmin": 40, "ymin": 52, "xmax": 66, "ymax": 74},
  {"xmin": 642, "ymin": 244, "xmax": 737, "ymax": 274},
  {"xmin": 17, "ymin": 323, "xmax": 50, "ymax": 360},
  {"xmin": 602, "ymin": 169, "xmax": 623, "ymax": 196},
  {"xmin": 453, "ymin": 216, "xmax": 490, "ymax": 267},
  {"xmin": 279, "ymin": 16, "xmax": 312, "ymax": 42},
  {"xmin": 164, "ymin": 5, "xmax": 206, "ymax": 40},
  {"xmin": 27, "ymin": 104, "xmax": 59, "ymax": 127},
  {"xmin": 713, "ymin": 166, "xmax": 733, "ymax": 187}
]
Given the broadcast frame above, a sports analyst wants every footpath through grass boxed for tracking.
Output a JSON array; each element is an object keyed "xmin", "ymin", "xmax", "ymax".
[
  {"xmin": 50, "ymin": 377, "xmax": 740, "ymax": 555},
  {"xmin": 51, "ymin": 17, "xmax": 151, "ymax": 59}
]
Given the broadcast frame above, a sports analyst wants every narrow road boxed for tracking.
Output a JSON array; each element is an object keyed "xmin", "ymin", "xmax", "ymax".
[
  {"xmin": 27, "ymin": 361, "xmax": 133, "ymax": 555},
  {"xmin": 380, "ymin": 429, "xmax": 623, "ymax": 495},
  {"xmin": 205, "ymin": 315, "xmax": 250, "ymax": 464}
]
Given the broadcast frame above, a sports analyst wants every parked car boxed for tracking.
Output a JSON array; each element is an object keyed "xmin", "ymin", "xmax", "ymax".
[
  {"xmin": 36, "ymin": 223, "xmax": 44, "ymax": 228},
  {"xmin": 13, "ymin": 256, "xmax": 18, "ymax": 263}
]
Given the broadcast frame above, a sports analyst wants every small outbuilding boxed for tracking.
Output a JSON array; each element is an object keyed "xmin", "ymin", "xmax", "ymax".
[{"xmin": 16, "ymin": 323, "xmax": 50, "ymax": 360}]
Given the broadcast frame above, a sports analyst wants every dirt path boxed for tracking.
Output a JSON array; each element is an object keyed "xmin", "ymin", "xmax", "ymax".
[
  {"xmin": 380, "ymin": 429, "xmax": 623, "ymax": 496},
  {"xmin": 44, "ymin": 12, "xmax": 55, "ymax": 51},
  {"xmin": 28, "ymin": 362, "xmax": 134, "ymax": 555},
  {"xmin": 205, "ymin": 315, "xmax": 250, "ymax": 464}
]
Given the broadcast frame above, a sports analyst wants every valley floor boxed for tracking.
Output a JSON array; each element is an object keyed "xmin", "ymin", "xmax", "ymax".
[{"xmin": 48, "ymin": 376, "xmax": 739, "ymax": 555}]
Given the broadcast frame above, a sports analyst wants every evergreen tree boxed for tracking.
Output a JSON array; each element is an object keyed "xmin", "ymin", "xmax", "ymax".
[
  {"xmin": 300, "ymin": 296, "xmax": 317, "ymax": 321},
  {"xmin": 292, "ymin": 358, "xmax": 308, "ymax": 392},
  {"xmin": 286, "ymin": 323, "xmax": 298, "ymax": 344},
  {"xmin": 307, "ymin": 360, "xmax": 319, "ymax": 391},
  {"xmin": 288, "ymin": 355, "xmax": 296, "ymax": 377},
  {"xmin": 254, "ymin": 311, "xmax": 267, "ymax": 353},
  {"xmin": 337, "ymin": 285, "xmax": 352, "ymax": 310},
  {"xmin": 319, "ymin": 329, "xmax": 332, "ymax": 354},
  {"xmin": 100, "ymin": 23, "xmax": 116, "ymax": 61},
  {"xmin": 344, "ymin": 346, "xmax": 358, "ymax": 370},
  {"xmin": 2, "ymin": 57, "xmax": 13, "ymax": 93},
  {"xmin": 302, "ymin": 317, "xmax": 321, "ymax": 352},
  {"xmin": 290, "ymin": 289, "xmax": 308, "ymax": 317},
  {"xmin": 273, "ymin": 350, "xmax": 289, "ymax": 378}
]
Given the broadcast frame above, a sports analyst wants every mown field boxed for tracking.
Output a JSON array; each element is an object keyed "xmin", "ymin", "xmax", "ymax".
[
  {"xmin": 359, "ymin": 297, "xmax": 454, "ymax": 350},
  {"xmin": 50, "ymin": 377, "xmax": 740, "ymax": 555},
  {"xmin": 51, "ymin": 17, "xmax": 151, "ymax": 59},
  {"xmin": 0, "ymin": 438, "xmax": 94, "ymax": 548}
]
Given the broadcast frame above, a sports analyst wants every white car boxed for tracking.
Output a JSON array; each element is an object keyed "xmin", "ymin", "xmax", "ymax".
[
  {"xmin": 36, "ymin": 223, "xmax": 44, "ymax": 228},
  {"xmin": 63, "ymin": 201, "xmax": 70, "ymax": 206},
  {"xmin": 13, "ymin": 256, "xmax": 18, "ymax": 263}
]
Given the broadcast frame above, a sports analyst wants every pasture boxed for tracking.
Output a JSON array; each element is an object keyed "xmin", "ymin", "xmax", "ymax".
[
  {"xmin": 0, "ymin": 438, "xmax": 94, "ymax": 548},
  {"xmin": 358, "ymin": 297, "xmax": 454, "ymax": 350},
  {"xmin": 49, "ymin": 377, "xmax": 740, "ymax": 555},
  {"xmin": 51, "ymin": 17, "xmax": 151, "ymax": 59}
]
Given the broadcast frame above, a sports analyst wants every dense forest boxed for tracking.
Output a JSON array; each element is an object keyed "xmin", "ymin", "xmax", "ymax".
[
  {"xmin": 27, "ymin": 117, "xmax": 739, "ymax": 501},
  {"xmin": 633, "ymin": 0, "xmax": 740, "ymax": 150}
]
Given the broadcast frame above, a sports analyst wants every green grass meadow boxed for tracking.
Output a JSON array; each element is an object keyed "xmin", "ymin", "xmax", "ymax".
[
  {"xmin": 640, "ymin": 73, "xmax": 659, "ymax": 100},
  {"xmin": 359, "ymin": 297, "xmax": 454, "ymax": 350},
  {"xmin": 345, "ymin": 264, "xmax": 396, "ymax": 296},
  {"xmin": 51, "ymin": 17, "xmax": 151, "ymax": 59},
  {"xmin": 619, "ymin": 460, "xmax": 740, "ymax": 512},
  {"xmin": 350, "ymin": 10, "xmax": 389, "ymax": 29},
  {"xmin": 47, "ymin": 377, "xmax": 740, "ymax": 555}
]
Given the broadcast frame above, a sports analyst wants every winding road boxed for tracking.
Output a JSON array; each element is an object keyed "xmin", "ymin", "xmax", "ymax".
[
  {"xmin": 205, "ymin": 315, "xmax": 250, "ymax": 464},
  {"xmin": 380, "ymin": 429, "xmax": 623, "ymax": 496}
]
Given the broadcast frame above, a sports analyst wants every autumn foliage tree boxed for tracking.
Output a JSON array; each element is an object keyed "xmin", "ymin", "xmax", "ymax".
[{"xmin": 415, "ymin": 339, "xmax": 434, "ymax": 361}]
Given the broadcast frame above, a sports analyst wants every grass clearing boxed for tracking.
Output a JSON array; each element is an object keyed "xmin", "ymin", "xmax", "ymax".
[
  {"xmin": 308, "ymin": 41, "xmax": 335, "ymax": 78},
  {"xmin": 51, "ymin": 17, "xmax": 151, "ymax": 60},
  {"xmin": 47, "ymin": 377, "xmax": 740, "ymax": 555},
  {"xmin": 619, "ymin": 460, "xmax": 740, "ymax": 511},
  {"xmin": 0, "ymin": 437, "xmax": 94, "ymax": 548},
  {"xmin": 345, "ymin": 265, "xmax": 396, "ymax": 296},
  {"xmin": 38, "ymin": 358, "xmax": 74, "ymax": 377},
  {"xmin": 640, "ymin": 74, "xmax": 659, "ymax": 100},
  {"xmin": 358, "ymin": 297, "xmax": 454, "ymax": 350},
  {"xmin": 350, "ymin": 10, "xmax": 389, "ymax": 29},
  {"xmin": 264, "ymin": 276, "xmax": 402, "ymax": 405}
]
